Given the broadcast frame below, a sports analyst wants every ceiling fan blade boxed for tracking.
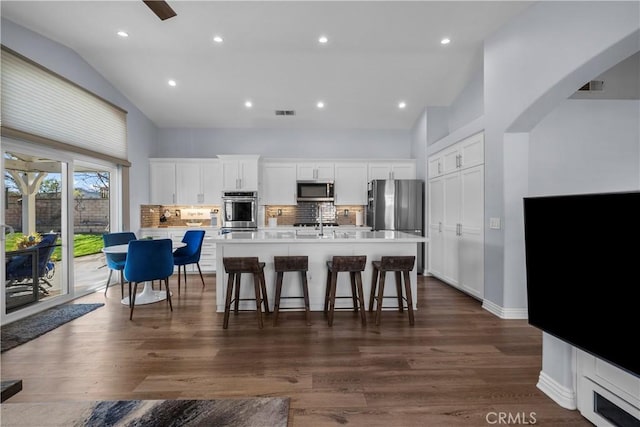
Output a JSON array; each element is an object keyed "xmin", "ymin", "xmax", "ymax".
[{"xmin": 143, "ymin": 0, "xmax": 177, "ymax": 21}]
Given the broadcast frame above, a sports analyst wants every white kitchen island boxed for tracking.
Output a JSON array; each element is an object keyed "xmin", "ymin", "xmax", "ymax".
[{"xmin": 215, "ymin": 229, "xmax": 427, "ymax": 313}]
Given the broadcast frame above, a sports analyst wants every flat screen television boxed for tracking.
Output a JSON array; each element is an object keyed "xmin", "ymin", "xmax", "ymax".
[{"xmin": 523, "ymin": 191, "xmax": 640, "ymax": 378}]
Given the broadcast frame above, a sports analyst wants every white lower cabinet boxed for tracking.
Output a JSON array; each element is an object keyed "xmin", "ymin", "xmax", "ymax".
[{"xmin": 428, "ymin": 156, "xmax": 484, "ymax": 299}]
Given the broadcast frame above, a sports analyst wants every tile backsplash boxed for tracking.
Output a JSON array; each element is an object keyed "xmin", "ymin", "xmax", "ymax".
[
  {"xmin": 141, "ymin": 205, "xmax": 220, "ymax": 228},
  {"xmin": 265, "ymin": 203, "xmax": 365, "ymax": 226}
]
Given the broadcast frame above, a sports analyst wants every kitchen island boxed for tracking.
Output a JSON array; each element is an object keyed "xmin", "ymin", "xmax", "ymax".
[{"xmin": 215, "ymin": 229, "xmax": 427, "ymax": 313}]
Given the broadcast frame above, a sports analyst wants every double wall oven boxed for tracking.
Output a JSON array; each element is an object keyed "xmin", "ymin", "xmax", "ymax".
[{"xmin": 221, "ymin": 191, "xmax": 258, "ymax": 230}]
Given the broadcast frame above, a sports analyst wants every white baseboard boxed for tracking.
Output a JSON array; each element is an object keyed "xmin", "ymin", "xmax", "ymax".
[
  {"xmin": 482, "ymin": 299, "xmax": 528, "ymax": 319},
  {"xmin": 537, "ymin": 371, "xmax": 577, "ymax": 410}
]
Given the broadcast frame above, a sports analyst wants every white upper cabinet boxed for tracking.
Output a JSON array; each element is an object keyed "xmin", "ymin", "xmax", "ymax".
[
  {"xmin": 150, "ymin": 160, "xmax": 177, "ymax": 204},
  {"xmin": 429, "ymin": 131, "xmax": 484, "ymax": 178},
  {"xmin": 367, "ymin": 161, "xmax": 416, "ymax": 181},
  {"xmin": 297, "ymin": 162, "xmax": 334, "ymax": 181},
  {"xmin": 219, "ymin": 155, "xmax": 260, "ymax": 191},
  {"xmin": 151, "ymin": 159, "xmax": 221, "ymax": 205},
  {"xmin": 334, "ymin": 162, "xmax": 368, "ymax": 205},
  {"xmin": 261, "ymin": 162, "xmax": 296, "ymax": 205}
]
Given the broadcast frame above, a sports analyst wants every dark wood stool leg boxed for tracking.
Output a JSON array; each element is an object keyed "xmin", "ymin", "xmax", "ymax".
[
  {"xmin": 164, "ymin": 278, "xmax": 173, "ymax": 311},
  {"xmin": 273, "ymin": 271, "xmax": 284, "ymax": 326},
  {"xmin": 328, "ymin": 271, "xmax": 338, "ymax": 327},
  {"xmin": 259, "ymin": 269, "xmax": 270, "ymax": 313},
  {"xmin": 253, "ymin": 272, "xmax": 264, "ymax": 329},
  {"xmin": 369, "ymin": 265, "xmax": 379, "ymax": 312},
  {"xmin": 376, "ymin": 271, "xmax": 386, "ymax": 326},
  {"xmin": 350, "ymin": 272, "xmax": 358, "ymax": 312},
  {"xmin": 355, "ymin": 272, "xmax": 367, "ymax": 326},
  {"xmin": 223, "ymin": 273, "xmax": 235, "ymax": 329},
  {"xmin": 395, "ymin": 271, "xmax": 404, "ymax": 312},
  {"xmin": 324, "ymin": 268, "xmax": 331, "ymax": 314},
  {"xmin": 403, "ymin": 270, "xmax": 415, "ymax": 326},
  {"xmin": 301, "ymin": 270, "xmax": 312, "ymax": 326},
  {"xmin": 234, "ymin": 273, "xmax": 241, "ymax": 314}
]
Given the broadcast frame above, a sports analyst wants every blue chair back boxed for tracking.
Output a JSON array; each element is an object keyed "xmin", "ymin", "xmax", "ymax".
[
  {"xmin": 103, "ymin": 232, "xmax": 136, "ymax": 269},
  {"xmin": 124, "ymin": 239, "xmax": 174, "ymax": 283},
  {"xmin": 173, "ymin": 230, "xmax": 205, "ymax": 264},
  {"xmin": 6, "ymin": 233, "xmax": 58, "ymax": 280}
]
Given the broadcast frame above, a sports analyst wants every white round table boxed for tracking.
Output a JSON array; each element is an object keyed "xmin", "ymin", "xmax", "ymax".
[{"xmin": 101, "ymin": 241, "xmax": 186, "ymax": 306}]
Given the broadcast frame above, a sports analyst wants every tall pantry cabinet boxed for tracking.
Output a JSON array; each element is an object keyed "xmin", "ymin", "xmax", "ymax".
[{"xmin": 427, "ymin": 132, "xmax": 484, "ymax": 300}]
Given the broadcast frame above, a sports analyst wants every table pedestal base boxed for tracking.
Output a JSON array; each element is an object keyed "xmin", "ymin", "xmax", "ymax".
[{"xmin": 120, "ymin": 282, "xmax": 170, "ymax": 306}]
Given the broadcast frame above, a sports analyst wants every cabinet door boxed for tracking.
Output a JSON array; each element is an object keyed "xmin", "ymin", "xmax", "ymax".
[
  {"xmin": 315, "ymin": 163, "xmax": 335, "ymax": 181},
  {"xmin": 459, "ymin": 132, "xmax": 484, "ymax": 170},
  {"xmin": 368, "ymin": 163, "xmax": 393, "ymax": 180},
  {"xmin": 334, "ymin": 163, "xmax": 368, "ymax": 205},
  {"xmin": 442, "ymin": 172, "xmax": 461, "ymax": 287},
  {"xmin": 201, "ymin": 160, "xmax": 222, "ymax": 204},
  {"xmin": 175, "ymin": 161, "xmax": 201, "ymax": 205},
  {"xmin": 238, "ymin": 159, "xmax": 259, "ymax": 190},
  {"xmin": 262, "ymin": 163, "xmax": 296, "ymax": 205},
  {"xmin": 428, "ymin": 176, "xmax": 445, "ymax": 278},
  {"xmin": 391, "ymin": 162, "xmax": 416, "ymax": 179},
  {"xmin": 221, "ymin": 160, "xmax": 240, "ymax": 190},
  {"xmin": 428, "ymin": 156, "xmax": 442, "ymax": 178},
  {"xmin": 296, "ymin": 164, "xmax": 316, "ymax": 180},
  {"xmin": 150, "ymin": 161, "xmax": 176, "ymax": 204},
  {"xmin": 459, "ymin": 165, "xmax": 484, "ymax": 299},
  {"xmin": 442, "ymin": 146, "xmax": 460, "ymax": 175}
]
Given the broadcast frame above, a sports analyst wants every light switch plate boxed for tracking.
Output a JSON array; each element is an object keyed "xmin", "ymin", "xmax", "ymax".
[{"xmin": 489, "ymin": 217, "xmax": 501, "ymax": 229}]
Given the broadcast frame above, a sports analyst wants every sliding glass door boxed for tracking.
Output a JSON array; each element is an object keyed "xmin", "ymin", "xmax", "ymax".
[
  {"xmin": 2, "ymin": 139, "xmax": 121, "ymax": 320},
  {"xmin": 2, "ymin": 144, "xmax": 68, "ymax": 314}
]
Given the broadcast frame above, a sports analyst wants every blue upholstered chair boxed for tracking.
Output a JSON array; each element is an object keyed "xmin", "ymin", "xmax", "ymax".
[
  {"xmin": 124, "ymin": 238, "xmax": 174, "ymax": 320},
  {"xmin": 172, "ymin": 229, "xmax": 206, "ymax": 294},
  {"xmin": 6, "ymin": 233, "xmax": 58, "ymax": 295},
  {"xmin": 102, "ymin": 232, "xmax": 136, "ymax": 298}
]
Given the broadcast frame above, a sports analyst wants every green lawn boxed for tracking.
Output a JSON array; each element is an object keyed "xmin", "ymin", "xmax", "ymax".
[{"xmin": 5, "ymin": 233, "xmax": 104, "ymax": 260}]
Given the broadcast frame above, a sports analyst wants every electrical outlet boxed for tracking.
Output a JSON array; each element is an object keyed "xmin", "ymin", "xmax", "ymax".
[
  {"xmin": 277, "ymin": 209, "xmax": 282, "ymax": 216},
  {"xmin": 343, "ymin": 209, "xmax": 349, "ymax": 217},
  {"xmin": 489, "ymin": 217, "xmax": 501, "ymax": 229}
]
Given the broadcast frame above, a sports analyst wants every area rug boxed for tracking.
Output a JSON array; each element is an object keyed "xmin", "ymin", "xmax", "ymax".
[
  {"xmin": 1, "ymin": 303, "xmax": 104, "ymax": 353},
  {"xmin": 0, "ymin": 398, "xmax": 290, "ymax": 427}
]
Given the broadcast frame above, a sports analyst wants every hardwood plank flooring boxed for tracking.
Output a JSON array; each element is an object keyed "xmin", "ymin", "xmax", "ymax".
[{"xmin": 0, "ymin": 275, "xmax": 592, "ymax": 426}]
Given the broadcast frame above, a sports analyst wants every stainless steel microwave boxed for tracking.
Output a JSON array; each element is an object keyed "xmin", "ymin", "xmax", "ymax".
[{"xmin": 297, "ymin": 181, "xmax": 334, "ymax": 202}]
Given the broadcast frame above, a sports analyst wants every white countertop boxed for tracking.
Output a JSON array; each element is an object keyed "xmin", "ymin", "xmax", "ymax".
[{"xmin": 216, "ymin": 229, "xmax": 426, "ymax": 243}]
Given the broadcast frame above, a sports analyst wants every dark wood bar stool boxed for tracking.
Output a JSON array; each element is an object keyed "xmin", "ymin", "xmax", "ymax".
[
  {"xmin": 222, "ymin": 257, "xmax": 270, "ymax": 329},
  {"xmin": 369, "ymin": 256, "xmax": 416, "ymax": 326},
  {"xmin": 273, "ymin": 256, "xmax": 311, "ymax": 326},
  {"xmin": 324, "ymin": 255, "xmax": 367, "ymax": 327}
]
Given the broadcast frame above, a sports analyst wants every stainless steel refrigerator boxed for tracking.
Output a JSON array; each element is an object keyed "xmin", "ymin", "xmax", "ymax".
[{"xmin": 366, "ymin": 179, "xmax": 424, "ymax": 272}]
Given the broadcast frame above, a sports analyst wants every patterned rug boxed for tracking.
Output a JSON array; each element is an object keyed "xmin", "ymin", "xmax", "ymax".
[
  {"xmin": 0, "ymin": 398, "xmax": 290, "ymax": 427},
  {"xmin": 1, "ymin": 303, "xmax": 104, "ymax": 352}
]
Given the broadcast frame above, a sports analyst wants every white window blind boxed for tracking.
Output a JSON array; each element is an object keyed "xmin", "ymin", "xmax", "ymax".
[{"xmin": 1, "ymin": 47, "xmax": 128, "ymax": 164}]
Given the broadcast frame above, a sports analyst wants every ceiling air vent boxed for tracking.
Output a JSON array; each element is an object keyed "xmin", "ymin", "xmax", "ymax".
[
  {"xmin": 578, "ymin": 80, "xmax": 604, "ymax": 91},
  {"xmin": 275, "ymin": 110, "xmax": 296, "ymax": 116}
]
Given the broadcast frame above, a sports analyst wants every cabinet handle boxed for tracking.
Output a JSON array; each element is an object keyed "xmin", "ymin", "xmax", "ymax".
[
  {"xmin": 172, "ymin": 193, "xmax": 176, "ymax": 204},
  {"xmin": 438, "ymin": 162, "xmax": 441, "ymax": 174},
  {"xmin": 438, "ymin": 221, "xmax": 442, "ymax": 232}
]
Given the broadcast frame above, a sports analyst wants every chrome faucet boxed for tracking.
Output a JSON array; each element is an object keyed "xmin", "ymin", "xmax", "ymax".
[{"xmin": 318, "ymin": 205, "xmax": 324, "ymax": 236}]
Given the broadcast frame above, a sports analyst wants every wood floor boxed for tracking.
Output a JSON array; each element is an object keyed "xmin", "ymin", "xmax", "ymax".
[{"xmin": 1, "ymin": 275, "xmax": 592, "ymax": 426}]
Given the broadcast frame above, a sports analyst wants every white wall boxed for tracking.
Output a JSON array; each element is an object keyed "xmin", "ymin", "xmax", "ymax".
[
  {"xmin": 410, "ymin": 110, "xmax": 427, "ymax": 181},
  {"xmin": 155, "ymin": 128, "xmax": 411, "ymax": 159},
  {"xmin": 529, "ymin": 100, "xmax": 640, "ymax": 195},
  {"xmin": 448, "ymin": 63, "xmax": 484, "ymax": 134},
  {"xmin": 1, "ymin": 18, "xmax": 158, "ymax": 233}
]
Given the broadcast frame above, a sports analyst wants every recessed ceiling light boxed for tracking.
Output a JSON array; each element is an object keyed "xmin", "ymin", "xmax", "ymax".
[
  {"xmin": 317, "ymin": 101, "xmax": 325, "ymax": 109},
  {"xmin": 245, "ymin": 101, "xmax": 253, "ymax": 108},
  {"xmin": 213, "ymin": 35, "xmax": 223, "ymax": 43},
  {"xmin": 117, "ymin": 31, "xmax": 129, "ymax": 38},
  {"xmin": 398, "ymin": 101, "xmax": 407, "ymax": 109},
  {"xmin": 441, "ymin": 38, "xmax": 451, "ymax": 45},
  {"xmin": 168, "ymin": 79, "xmax": 177, "ymax": 87},
  {"xmin": 318, "ymin": 35, "xmax": 328, "ymax": 44}
]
